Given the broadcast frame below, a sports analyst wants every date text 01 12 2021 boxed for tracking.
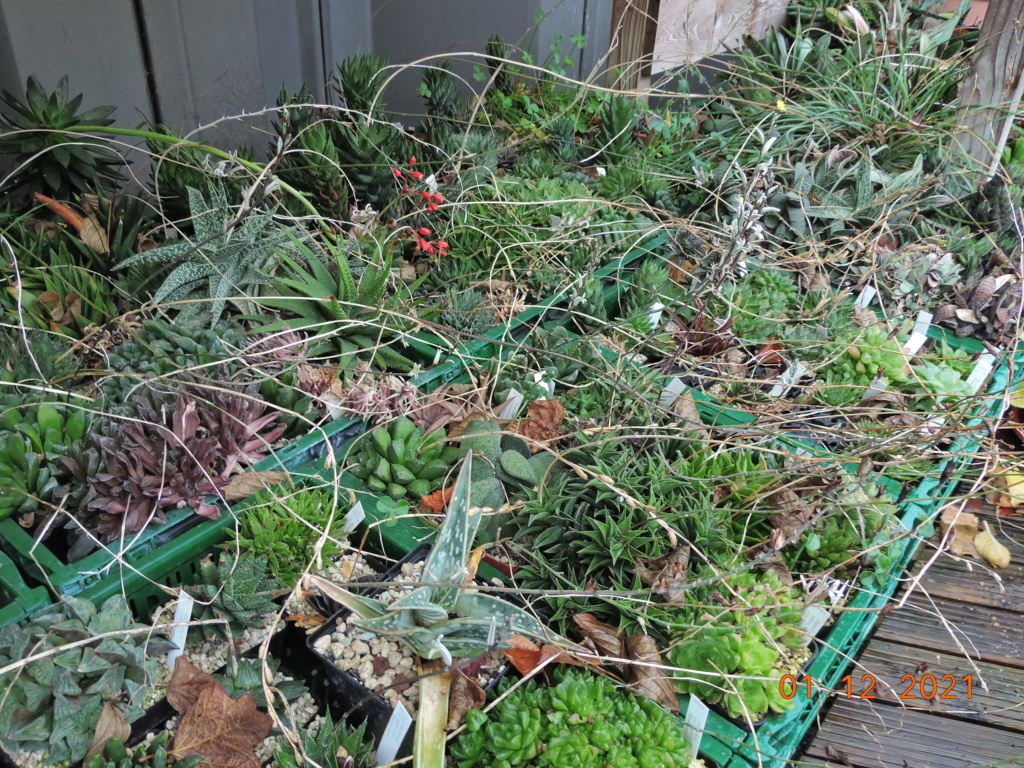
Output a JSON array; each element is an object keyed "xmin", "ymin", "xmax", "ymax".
[{"xmin": 780, "ymin": 673, "xmax": 975, "ymax": 700}]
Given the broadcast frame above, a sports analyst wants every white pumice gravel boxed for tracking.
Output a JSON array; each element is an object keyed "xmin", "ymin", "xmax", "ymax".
[
  {"xmin": 316, "ymin": 561, "xmax": 501, "ymax": 716},
  {"xmin": 285, "ymin": 549, "xmax": 384, "ymax": 616}
]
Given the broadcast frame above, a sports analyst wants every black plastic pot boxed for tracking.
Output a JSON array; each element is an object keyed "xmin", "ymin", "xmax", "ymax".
[{"xmin": 307, "ymin": 543, "xmax": 510, "ymax": 762}]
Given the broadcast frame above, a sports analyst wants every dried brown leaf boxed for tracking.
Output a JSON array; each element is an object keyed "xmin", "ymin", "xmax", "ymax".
[
  {"xmin": 85, "ymin": 701, "xmax": 130, "ymax": 760},
  {"xmin": 509, "ymin": 399, "xmax": 565, "ymax": 451},
  {"xmin": 634, "ymin": 546, "xmax": 691, "ymax": 604},
  {"xmin": 853, "ymin": 307, "xmax": 880, "ymax": 327},
  {"xmin": 446, "ymin": 669, "xmax": 486, "ymax": 730},
  {"xmin": 80, "ymin": 213, "xmax": 109, "ymax": 255},
  {"xmin": 939, "ymin": 504, "xmax": 981, "ymax": 558},
  {"xmin": 573, "ymin": 613, "xmax": 624, "ymax": 657},
  {"xmin": 975, "ymin": 523, "xmax": 1011, "ymax": 568},
  {"xmin": 220, "ymin": 471, "xmax": 291, "ymax": 501},
  {"xmin": 624, "ymin": 634, "xmax": 679, "ymax": 711},
  {"xmin": 286, "ymin": 613, "xmax": 326, "ymax": 630},
  {"xmin": 768, "ymin": 489, "xmax": 816, "ymax": 540},
  {"xmin": 172, "ymin": 682, "xmax": 272, "ymax": 768},
  {"xmin": 168, "ymin": 656, "xmax": 217, "ymax": 713}
]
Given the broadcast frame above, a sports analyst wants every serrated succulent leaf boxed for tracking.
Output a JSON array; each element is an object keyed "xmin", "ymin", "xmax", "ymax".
[{"xmin": 421, "ymin": 456, "xmax": 480, "ymax": 612}]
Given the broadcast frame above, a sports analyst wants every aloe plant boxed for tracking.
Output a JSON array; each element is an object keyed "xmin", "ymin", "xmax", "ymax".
[{"xmin": 321, "ymin": 454, "xmax": 579, "ymax": 664}]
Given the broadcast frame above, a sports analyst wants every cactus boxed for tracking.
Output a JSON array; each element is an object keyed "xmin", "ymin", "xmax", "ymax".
[
  {"xmin": 323, "ymin": 456, "xmax": 581, "ymax": 662},
  {"xmin": 349, "ymin": 416, "xmax": 458, "ymax": 499}
]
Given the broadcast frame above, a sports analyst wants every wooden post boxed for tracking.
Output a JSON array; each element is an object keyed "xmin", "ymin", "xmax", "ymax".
[{"xmin": 955, "ymin": 0, "xmax": 1024, "ymax": 178}]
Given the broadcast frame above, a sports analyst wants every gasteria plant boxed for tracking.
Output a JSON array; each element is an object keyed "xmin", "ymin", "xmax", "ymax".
[{"xmin": 323, "ymin": 455, "xmax": 581, "ymax": 663}]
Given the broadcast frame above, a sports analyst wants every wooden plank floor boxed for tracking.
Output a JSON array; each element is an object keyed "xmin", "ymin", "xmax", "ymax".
[{"xmin": 801, "ymin": 505, "xmax": 1024, "ymax": 768}]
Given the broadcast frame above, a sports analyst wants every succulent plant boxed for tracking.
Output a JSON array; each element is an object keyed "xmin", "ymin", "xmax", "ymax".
[
  {"xmin": 85, "ymin": 394, "xmax": 223, "ymax": 539},
  {"xmin": 816, "ymin": 323, "xmax": 911, "ymax": 405},
  {"xmin": 0, "ymin": 402, "xmax": 90, "ymax": 522},
  {"xmin": 333, "ymin": 53, "xmax": 390, "ymax": 116},
  {"xmin": 883, "ymin": 243, "xmax": 962, "ymax": 307},
  {"xmin": 274, "ymin": 711, "xmax": 373, "ymax": 768},
  {"xmin": 199, "ymin": 382, "xmax": 287, "ymax": 477},
  {"xmin": 933, "ymin": 270, "xmax": 1023, "ymax": 346},
  {"xmin": 228, "ymin": 486, "xmax": 355, "ymax": 586},
  {"xmin": 667, "ymin": 622, "xmax": 796, "ymax": 721},
  {"xmin": 257, "ymin": 230, "xmax": 417, "ymax": 372},
  {"xmin": 0, "ymin": 75, "xmax": 122, "ymax": 199},
  {"xmin": 186, "ymin": 553, "xmax": 283, "ymax": 640},
  {"xmin": 274, "ymin": 85, "xmax": 348, "ymax": 218},
  {"xmin": 451, "ymin": 668, "xmax": 691, "ymax": 768},
  {"xmin": 349, "ymin": 415, "xmax": 458, "ymax": 499},
  {"xmin": 86, "ymin": 731, "xmax": 202, "ymax": 768},
  {"xmin": 324, "ymin": 456, "xmax": 581, "ymax": 663},
  {"xmin": 0, "ymin": 594, "xmax": 171, "ymax": 765},
  {"xmin": 456, "ymin": 420, "xmax": 559, "ymax": 516},
  {"xmin": 144, "ymin": 123, "xmax": 253, "ymax": 223},
  {"xmin": 0, "ymin": 234, "xmax": 121, "ymax": 338},
  {"xmin": 114, "ymin": 182, "xmax": 308, "ymax": 326},
  {"xmin": 593, "ymin": 95, "xmax": 639, "ymax": 163}
]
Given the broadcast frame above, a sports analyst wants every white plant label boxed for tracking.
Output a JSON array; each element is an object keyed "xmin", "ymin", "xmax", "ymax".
[
  {"xmin": 658, "ymin": 377, "xmax": 687, "ymax": 408},
  {"xmin": 648, "ymin": 301, "xmax": 665, "ymax": 329},
  {"xmin": 854, "ymin": 285, "xmax": 876, "ymax": 309},
  {"xmin": 683, "ymin": 696, "xmax": 709, "ymax": 760},
  {"xmin": 532, "ymin": 371, "xmax": 555, "ymax": 397},
  {"xmin": 595, "ymin": 166, "xmax": 607, "ymax": 177},
  {"xmin": 799, "ymin": 606, "xmax": 830, "ymax": 645},
  {"xmin": 498, "ymin": 388, "xmax": 525, "ymax": 419},
  {"xmin": 902, "ymin": 311, "xmax": 932, "ymax": 355},
  {"xmin": 376, "ymin": 701, "xmax": 413, "ymax": 766},
  {"xmin": 966, "ymin": 353, "xmax": 996, "ymax": 394},
  {"xmin": 768, "ymin": 361, "xmax": 806, "ymax": 397},
  {"xmin": 343, "ymin": 501, "xmax": 366, "ymax": 532},
  {"xmin": 167, "ymin": 590, "xmax": 195, "ymax": 669},
  {"xmin": 861, "ymin": 378, "xmax": 887, "ymax": 400}
]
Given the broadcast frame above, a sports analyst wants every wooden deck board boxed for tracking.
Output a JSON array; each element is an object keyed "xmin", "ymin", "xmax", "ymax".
[
  {"xmin": 803, "ymin": 492, "xmax": 1024, "ymax": 767},
  {"xmin": 803, "ymin": 696, "xmax": 1024, "ymax": 768},
  {"xmin": 873, "ymin": 594, "xmax": 1024, "ymax": 669},
  {"xmin": 854, "ymin": 639, "xmax": 1024, "ymax": 732}
]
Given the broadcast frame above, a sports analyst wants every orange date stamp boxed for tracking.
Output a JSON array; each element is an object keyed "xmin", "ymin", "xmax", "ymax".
[{"xmin": 780, "ymin": 673, "xmax": 975, "ymax": 700}]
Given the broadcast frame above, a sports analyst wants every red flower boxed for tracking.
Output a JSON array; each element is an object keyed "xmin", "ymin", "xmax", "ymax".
[
  {"xmin": 437, "ymin": 240, "xmax": 449, "ymax": 249},
  {"xmin": 422, "ymin": 191, "xmax": 431, "ymax": 200},
  {"xmin": 428, "ymin": 203, "xmax": 439, "ymax": 212},
  {"xmin": 419, "ymin": 239, "xmax": 435, "ymax": 254},
  {"xmin": 418, "ymin": 227, "xmax": 432, "ymax": 236},
  {"xmin": 432, "ymin": 193, "xmax": 444, "ymax": 203},
  {"xmin": 391, "ymin": 168, "xmax": 403, "ymax": 179},
  {"xmin": 409, "ymin": 156, "xmax": 417, "ymax": 164},
  {"xmin": 410, "ymin": 171, "xmax": 423, "ymax": 180}
]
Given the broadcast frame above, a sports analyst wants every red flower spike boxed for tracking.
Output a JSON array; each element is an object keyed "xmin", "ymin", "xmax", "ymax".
[
  {"xmin": 437, "ymin": 241, "xmax": 449, "ymax": 248},
  {"xmin": 410, "ymin": 171, "xmax": 423, "ymax": 180},
  {"xmin": 428, "ymin": 203, "xmax": 439, "ymax": 212},
  {"xmin": 421, "ymin": 191, "xmax": 431, "ymax": 200},
  {"xmin": 432, "ymin": 193, "xmax": 444, "ymax": 203},
  {"xmin": 410, "ymin": 156, "xmax": 417, "ymax": 164},
  {"xmin": 391, "ymin": 168, "xmax": 403, "ymax": 179},
  {"xmin": 418, "ymin": 227, "xmax": 432, "ymax": 236}
]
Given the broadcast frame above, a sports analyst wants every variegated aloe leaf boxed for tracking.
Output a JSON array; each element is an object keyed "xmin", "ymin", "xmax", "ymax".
[
  {"xmin": 454, "ymin": 592, "xmax": 582, "ymax": 650},
  {"xmin": 421, "ymin": 455, "xmax": 481, "ymax": 612},
  {"xmin": 382, "ymin": 588, "xmax": 449, "ymax": 625},
  {"xmin": 355, "ymin": 611, "xmax": 439, "ymax": 658},
  {"xmin": 307, "ymin": 575, "xmax": 388, "ymax": 619}
]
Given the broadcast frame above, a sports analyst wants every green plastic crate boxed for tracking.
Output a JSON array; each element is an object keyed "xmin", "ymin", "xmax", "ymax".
[{"xmin": 0, "ymin": 552, "xmax": 50, "ymax": 627}]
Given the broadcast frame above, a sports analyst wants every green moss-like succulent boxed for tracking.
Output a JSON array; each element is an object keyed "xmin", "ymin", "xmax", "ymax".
[
  {"xmin": 450, "ymin": 668, "xmax": 690, "ymax": 768},
  {"xmin": 86, "ymin": 732, "xmax": 202, "ymax": 768},
  {"xmin": 228, "ymin": 486, "xmax": 355, "ymax": 586}
]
